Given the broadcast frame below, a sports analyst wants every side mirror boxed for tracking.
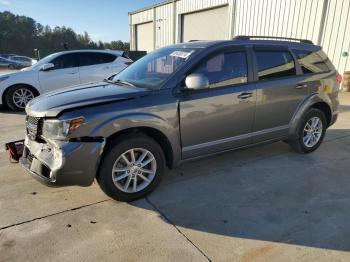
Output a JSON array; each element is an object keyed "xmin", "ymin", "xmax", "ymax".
[
  {"xmin": 40, "ymin": 63, "xmax": 54, "ymax": 71},
  {"xmin": 184, "ymin": 73, "xmax": 209, "ymax": 90}
]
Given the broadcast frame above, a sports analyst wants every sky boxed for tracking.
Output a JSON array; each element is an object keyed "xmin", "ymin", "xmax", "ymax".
[{"xmin": 0, "ymin": 0, "xmax": 163, "ymax": 42}]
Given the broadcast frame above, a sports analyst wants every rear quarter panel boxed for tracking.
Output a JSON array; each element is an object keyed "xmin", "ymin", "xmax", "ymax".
[{"xmin": 288, "ymin": 70, "xmax": 339, "ymax": 136}]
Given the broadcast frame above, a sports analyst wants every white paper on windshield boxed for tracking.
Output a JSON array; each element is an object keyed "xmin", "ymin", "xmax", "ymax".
[{"xmin": 170, "ymin": 51, "xmax": 193, "ymax": 59}]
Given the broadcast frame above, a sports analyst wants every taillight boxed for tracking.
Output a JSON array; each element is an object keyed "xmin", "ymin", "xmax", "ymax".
[
  {"xmin": 336, "ymin": 74, "xmax": 342, "ymax": 84},
  {"xmin": 124, "ymin": 61, "xmax": 133, "ymax": 66}
]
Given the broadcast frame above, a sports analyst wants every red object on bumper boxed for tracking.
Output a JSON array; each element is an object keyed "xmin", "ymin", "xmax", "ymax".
[{"xmin": 4, "ymin": 140, "xmax": 24, "ymax": 163}]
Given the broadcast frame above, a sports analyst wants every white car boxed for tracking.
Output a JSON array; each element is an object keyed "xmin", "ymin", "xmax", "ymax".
[
  {"xmin": 0, "ymin": 50, "xmax": 133, "ymax": 111},
  {"xmin": 10, "ymin": 56, "xmax": 36, "ymax": 67}
]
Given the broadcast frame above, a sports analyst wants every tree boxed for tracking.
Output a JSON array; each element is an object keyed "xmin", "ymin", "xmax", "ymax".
[{"xmin": 0, "ymin": 11, "xmax": 130, "ymax": 58}]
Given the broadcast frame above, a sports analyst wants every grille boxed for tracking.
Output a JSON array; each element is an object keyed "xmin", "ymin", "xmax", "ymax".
[
  {"xmin": 26, "ymin": 116, "xmax": 40, "ymax": 126},
  {"xmin": 26, "ymin": 116, "xmax": 41, "ymax": 140}
]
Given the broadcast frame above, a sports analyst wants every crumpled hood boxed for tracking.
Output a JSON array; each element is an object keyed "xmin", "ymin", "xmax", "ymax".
[{"xmin": 26, "ymin": 81, "xmax": 151, "ymax": 117}]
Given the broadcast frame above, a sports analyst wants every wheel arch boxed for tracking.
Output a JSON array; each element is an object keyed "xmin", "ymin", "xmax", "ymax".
[
  {"xmin": 101, "ymin": 126, "xmax": 175, "ymax": 170},
  {"xmin": 310, "ymin": 102, "xmax": 332, "ymax": 126},
  {"xmin": 289, "ymin": 94, "xmax": 333, "ymax": 137}
]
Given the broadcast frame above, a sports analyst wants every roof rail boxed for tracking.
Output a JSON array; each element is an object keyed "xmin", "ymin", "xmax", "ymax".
[{"xmin": 233, "ymin": 35, "xmax": 313, "ymax": 44}]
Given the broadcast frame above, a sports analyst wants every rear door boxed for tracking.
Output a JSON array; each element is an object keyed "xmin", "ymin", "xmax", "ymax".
[
  {"xmin": 252, "ymin": 47, "xmax": 309, "ymax": 142},
  {"xmin": 179, "ymin": 48, "xmax": 257, "ymax": 158},
  {"xmin": 38, "ymin": 53, "xmax": 80, "ymax": 92},
  {"xmin": 78, "ymin": 52, "xmax": 116, "ymax": 83}
]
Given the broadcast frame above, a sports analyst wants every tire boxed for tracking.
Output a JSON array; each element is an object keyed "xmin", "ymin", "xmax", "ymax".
[
  {"xmin": 97, "ymin": 134, "xmax": 166, "ymax": 202},
  {"xmin": 8, "ymin": 64, "xmax": 15, "ymax": 70},
  {"xmin": 289, "ymin": 108, "xmax": 327, "ymax": 153},
  {"xmin": 5, "ymin": 85, "xmax": 36, "ymax": 111}
]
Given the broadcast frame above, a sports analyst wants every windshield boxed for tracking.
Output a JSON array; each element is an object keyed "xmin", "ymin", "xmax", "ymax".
[{"xmin": 113, "ymin": 47, "xmax": 198, "ymax": 90}]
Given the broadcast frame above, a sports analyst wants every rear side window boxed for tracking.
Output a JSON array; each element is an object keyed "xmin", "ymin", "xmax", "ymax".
[
  {"xmin": 191, "ymin": 51, "xmax": 248, "ymax": 88},
  {"xmin": 255, "ymin": 51, "xmax": 296, "ymax": 80},
  {"xmin": 51, "ymin": 53, "xmax": 79, "ymax": 69},
  {"xmin": 79, "ymin": 52, "xmax": 117, "ymax": 67},
  {"xmin": 292, "ymin": 49, "xmax": 331, "ymax": 74}
]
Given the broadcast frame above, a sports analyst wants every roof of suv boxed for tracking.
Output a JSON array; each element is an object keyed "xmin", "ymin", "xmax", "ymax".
[
  {"xmin": 52, "ymin": 49, "xmax": 124, "ymax": 56},
  {"xmin": 169, "ymin": 38, "xmax": 321, "ymax": 52}
]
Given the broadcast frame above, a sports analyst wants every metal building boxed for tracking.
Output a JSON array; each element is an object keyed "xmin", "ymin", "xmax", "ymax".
[{"xmin": 129, "ymin": 0, "xmax": 350, "ymax": 74}]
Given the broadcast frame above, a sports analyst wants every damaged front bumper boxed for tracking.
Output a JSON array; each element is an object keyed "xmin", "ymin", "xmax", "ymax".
[{"xmin": 20, "ymin": 136, "xmax": 105, "ymax": 187}]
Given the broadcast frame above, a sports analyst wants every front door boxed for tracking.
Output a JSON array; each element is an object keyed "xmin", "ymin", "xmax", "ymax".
[
  {"xmin": 39, "ymin": 53, "xmax": 80, "ymax": 93},
  {"xmin": 179, "ymin": 50, "xmax": 256, "ymax": 159},
  {"xmin": 252, "ymin": 48, "xmax": 309, "ymax": 143}
]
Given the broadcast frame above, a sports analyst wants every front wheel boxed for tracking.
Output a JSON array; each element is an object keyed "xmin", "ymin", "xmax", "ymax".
[
  {"xmin": 5, "ymin": 85, "xmax": 36, "ymax": 111},
  {"xmin": 289, "ymin": 108, "xmax": 327, "ymax": 153},
  {"xmin": 97, "ymin": 134, "xmax": 165, "ymax": 202}
]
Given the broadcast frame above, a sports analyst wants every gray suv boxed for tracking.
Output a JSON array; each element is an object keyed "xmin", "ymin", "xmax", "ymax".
[{"xmin": 21, "ymin": 36, "xmax": 341, "ymax": 201}]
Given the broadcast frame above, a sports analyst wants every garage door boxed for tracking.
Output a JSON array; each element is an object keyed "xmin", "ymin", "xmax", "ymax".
[
  {"xmin": 181, "ymin": 6, "xmax": 229, "ymax": 42},
  {"xmin": 136, "ymin": 22, "xmax": 154, "ymax": 53}
]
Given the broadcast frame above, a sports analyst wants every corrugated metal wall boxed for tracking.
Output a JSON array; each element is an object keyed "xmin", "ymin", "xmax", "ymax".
[
  {"xmin": 155, "ymin": 3, "xmax": 174, "ymax": 49},
  {"xmin": 129, "ymin": 0, "xmax": 350, "ymax": 74},
  {"xmin": 234, "ymin": 0, "xmax": 323, "ymax": 43},
  {"xmin": 321, "ymin": 0, "xmax": 350, "ymax": 75}
]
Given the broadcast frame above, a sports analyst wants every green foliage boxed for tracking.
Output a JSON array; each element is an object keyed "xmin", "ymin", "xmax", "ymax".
[{"xmin": 0, "ymin": 11, "xmax": 129, "ymax": 58}]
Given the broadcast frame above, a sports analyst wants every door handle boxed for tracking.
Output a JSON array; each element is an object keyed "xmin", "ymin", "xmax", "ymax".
[
  {"xmin": 68, "ymin": 72, "xmax": 76, "ymax": 75},
  {"xmin": 238, "ymin": 92, "xmax": 253, "ymax": 99},
  {"xmin": 295, "ymin": 84, "xmax": 308, "ymax": 89}
]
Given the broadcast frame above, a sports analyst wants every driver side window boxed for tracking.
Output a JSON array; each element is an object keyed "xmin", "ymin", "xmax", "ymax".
[
  {"xmin": 51, "ymin": 53, "xmax": 79, "ymax": 70},
  {"xmin": 192, "ymin": 51, "xmax": 248, "ymax": 88}
]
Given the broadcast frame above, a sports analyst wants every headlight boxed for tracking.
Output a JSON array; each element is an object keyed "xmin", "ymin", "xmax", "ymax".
[
  {"xmin": 42, "ymin": 116, "xmax": 85, "ymax": 140},
  {"xmin": 0, "ymin": 76, "xmax": 9, "ymax": 82}
]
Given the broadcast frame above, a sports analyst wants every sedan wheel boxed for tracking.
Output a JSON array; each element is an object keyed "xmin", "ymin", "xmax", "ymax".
[
  {"xmin": 12, "ymin": 88, "xmax": 34, "ymax": 109},
  {"xmin": 112, "ymin": 148, "xmax": 157, "ymax": 193},
  {"xmin": 5, "ymin": 85, "xmax": 37, "ymax": 111}
]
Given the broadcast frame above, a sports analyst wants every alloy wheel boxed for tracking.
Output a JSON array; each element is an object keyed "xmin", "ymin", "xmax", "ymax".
[
  {"xmin": 303, "ymin": 116, "xmax": 323, "ymax": 148},
  {"xmin": 111, "ymin": 148, "xmax": 157, "ymax": 193},
  {"xmin": 12, "ymin": 88, "xmax": 34, "ymax": 109}
]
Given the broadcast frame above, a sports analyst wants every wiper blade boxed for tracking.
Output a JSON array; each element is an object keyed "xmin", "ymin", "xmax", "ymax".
[
  {"xmin": 103, "ymin": 78, "xmax": 135, "ymax": 87},
  {"xmin": 103, "ymin": 79, "xmax": 115, "ymax": 84},
  {"xmin": 114, "ymin": 79, "xmax": 135, "ymax": 87}
]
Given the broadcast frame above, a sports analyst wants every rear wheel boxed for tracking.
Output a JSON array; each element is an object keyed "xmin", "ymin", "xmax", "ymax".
[
  {"xmin": 8, "ymin": 64, "xmax": 15, "ymax": 70},
  {"xmin": 289, "ymin": 108, "xmax": 327, "ymax": 153},
  {"xmin": 97, "ymin": 134, "xmax": 165, "ymax": 202},
  {"xmin": 5, "ymin": 85, "xmax": 36, "ymax": 111}
]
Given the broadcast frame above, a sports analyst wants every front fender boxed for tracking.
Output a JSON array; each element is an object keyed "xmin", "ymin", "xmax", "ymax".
[
  {"xmin": 0, "ymin": 71, "xmax": 41, "ymax": 104},
  {"xmin": 87, "ymin": 111, "xmax": 181, "ymax": 166},
  {"xmin": 288, "ymin": 93, "xmax": 332, "ymax": 137}
]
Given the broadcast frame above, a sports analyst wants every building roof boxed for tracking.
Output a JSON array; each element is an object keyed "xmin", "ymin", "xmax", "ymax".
[{"xmin": 129, "ymin": 0, "xmax": 175, "ymax": 15}]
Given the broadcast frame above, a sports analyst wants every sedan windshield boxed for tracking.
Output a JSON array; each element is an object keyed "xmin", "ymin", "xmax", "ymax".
[{"xmin": 113, "ymin": 47, "xmax": 198, "ymax": 90}]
